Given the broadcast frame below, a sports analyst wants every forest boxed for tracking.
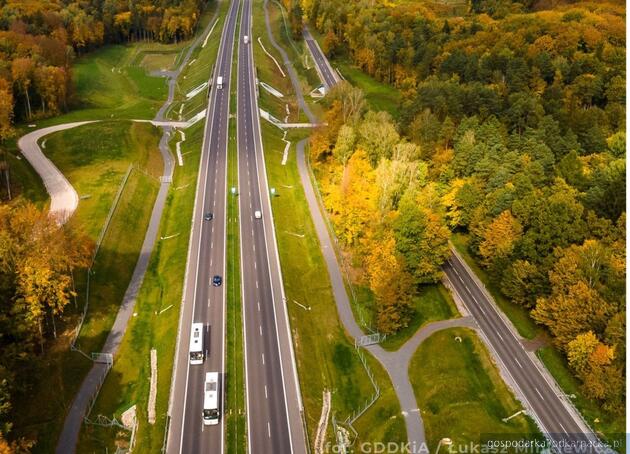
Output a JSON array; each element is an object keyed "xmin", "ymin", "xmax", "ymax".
[
  {"xmin": 307, "ymin": 0, "xmax": 625, "ymax": 416},
  {"xmin": 0, "ymin": 0, "xmax": 205, "ymax": 137}
]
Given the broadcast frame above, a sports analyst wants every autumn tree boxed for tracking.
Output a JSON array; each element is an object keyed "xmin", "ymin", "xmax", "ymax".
[
  {"xmin": 365, "ymin": 231, "xmax": 413, "ymax": 334},
  {"xmin": 0, "ymin": 80, "xmax": 14, "ymax": 141},
  {"xmin": 393, "ymin": 189, "xmax": 450, "ymax": 285}
]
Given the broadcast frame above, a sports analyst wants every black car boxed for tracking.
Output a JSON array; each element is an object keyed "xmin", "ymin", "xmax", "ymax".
[
  {"xmin": 204, "ymin": 212, "xmax": 213, "ymax": 221},
  {"xmin": 212, "ymin": 275, "xmax": 222, "ymax": 287}
]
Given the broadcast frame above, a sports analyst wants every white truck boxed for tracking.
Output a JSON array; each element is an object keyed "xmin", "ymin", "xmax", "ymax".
[
  {"xmin": 203, "ymin": 372, "xmax": 220, "ymax": 425},
  {"xmin": 216, "ymin": 76, "xmax": 223, "ymax": 89}
]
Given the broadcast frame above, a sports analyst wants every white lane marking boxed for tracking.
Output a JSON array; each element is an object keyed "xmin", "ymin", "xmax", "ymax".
[
  {"xmin": 257, "ymin": 301, "xmax": 260, "ymax": 311},
  {"xmin": 211, "ymin": 241, "xmax": 214, "ymax": 249},
  {"xmin": 254, "ymin": 262, "xmax": 257, "ymax": 270},
  {"xmin": 256, "ymin": 280, "xmax": 259, "ymax": 289},
  {"xmin": 264, "ymin": 385, "xmax": 268, "ymax": 399},
  {"xmin": 496, "ymin": 330, "xmax": 504, "ymax": 341},
  {"xmin": 208, "ymin": 298, "xmax": 211, "ymax": 307},
  {"xmin": 262, "ymin": 353, "xmax": 265, "ymax": 365},
  {"xmin": 558, "ymin": 422, "xmax": 568, "ymax": 434},
  {"xmin": 267, "ymin": 421, "xmax": 271, "ymax": 438},
  {"xmin": 259, "ymin": 325, "xmax": 262, "ymax": 336},
  {"xmin": 514, "ymin": 357, "xmax": 523, "ymax": 369},
  {"xmin": 535, "ymin": 387, "xmax": 545, "ymax": 401}
]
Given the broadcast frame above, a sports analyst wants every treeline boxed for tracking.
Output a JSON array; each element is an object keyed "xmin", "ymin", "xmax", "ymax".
[
  {"xmin": 0, "ymin": 0, "xmax": 205, "ymax": 137},
  {"xmin": 0, "ymin": 203, "xmax": 91, "ymax": 450},
  {"xmin": 307, "ymin": 0, "xmax": 625, "ymax": 414}
]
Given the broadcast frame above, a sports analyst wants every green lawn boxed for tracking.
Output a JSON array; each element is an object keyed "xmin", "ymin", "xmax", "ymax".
[
  {"xmin": 263, "ymin": 122, "xmax": 405, "ymax": 447},
  {"xmin": 451, "ymin": 233, "xmax": 540, "ymax": 340},
  {"xmin": 12, "ymin": 121, "xmax": 162, "ymax": 453},
  {"xmin": 409, "ymin": 328, "xmax": 540, "ymax": 452},
  {"xmin": 336, "ymin": 60, "xmax": 402, "ymax": 118},
  {"xmin": 381, "ymin": 284, "xmax": 460, "ymax": 351},
  {"xmin": 537, "ymin": 347, "xmax": 625, "ymax": 450},
  {"xmin": 0, "ymin": 144, "xmax": 48, "ymax": 205},
  {"xmin": 65, "ymin": 46, "xmax": 166, "ymax": 122}
]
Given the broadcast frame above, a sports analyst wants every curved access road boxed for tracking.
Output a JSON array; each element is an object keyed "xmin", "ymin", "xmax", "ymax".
[{"xmin": 18, "ymin": 121, "xmax": 98, "ymax": 224}]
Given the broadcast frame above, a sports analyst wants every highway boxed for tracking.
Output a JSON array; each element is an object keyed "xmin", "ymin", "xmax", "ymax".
[
  {"xmin": 237, "ymin": 0, "xmax": 307, "ymax": 452},
  {"xmin": 445, "ymin": 253, "xmax": 603, "ymax": 452},
  {"xmin": 166, "ymin": 0, "xmax": 239, "ymax": 451}
]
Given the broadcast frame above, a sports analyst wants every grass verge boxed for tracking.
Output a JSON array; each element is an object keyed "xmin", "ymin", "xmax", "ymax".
[
  {"xmin": 409, "ymin": 328, "xmax": 540, "ymax": 452},
  {"xmin": 226, "ymin": 1, "xmax": 246, "ymax": 450}
]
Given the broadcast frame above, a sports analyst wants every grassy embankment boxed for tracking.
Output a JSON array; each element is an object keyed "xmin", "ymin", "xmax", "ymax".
[
  {"xmin": 254, "ymin": 1, "xmax": 406, "ymax": 444},
  {"xmin": 409, "ymin": 328, "xmax": 540, "ymax": 451},
  {"xmin": 13, "ymin": 120, "xmax": 162, "ymax": 453},
  {"xmin": 74, "ymin": 4, "xmax": 235, "ymax": 452}
]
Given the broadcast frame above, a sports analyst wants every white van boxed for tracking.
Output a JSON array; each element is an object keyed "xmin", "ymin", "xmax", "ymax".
[
  {"xmin": 244, "ymin": 35, "xmax": 249, "ymax": 44},
  {"xmin": 254, "ymin": 210, "xmax": 262, "ymax": 219}
]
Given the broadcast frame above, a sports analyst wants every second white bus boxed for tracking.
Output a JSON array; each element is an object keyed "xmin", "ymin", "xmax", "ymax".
[{"xmin": 203, "ymin": 372, "xmax": 220, "ymax": 425}]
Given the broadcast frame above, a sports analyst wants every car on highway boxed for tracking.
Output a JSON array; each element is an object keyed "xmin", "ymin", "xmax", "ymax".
[
  {"xmin": 204, "ymin": 212, "xmax": 213, "ymax": 221},
  {"xmin": 254, "ymin": 210, "xmax": 262, "ymax": 219},
  {"xmin": 212, "ymin": 275, "xmax": 222, "ymax": 287},
  {"xmin": 243, "ymin": 35, "xmax": 249, "ymax": 44}
]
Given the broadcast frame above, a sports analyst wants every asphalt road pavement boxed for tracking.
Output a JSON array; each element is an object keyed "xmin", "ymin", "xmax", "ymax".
[{"xmin": 166, "ymin": 0, "xmax": 239, "ymax": 452}]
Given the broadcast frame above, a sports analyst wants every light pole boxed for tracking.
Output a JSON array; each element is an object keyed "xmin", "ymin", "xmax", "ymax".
[{"xmin": 435, "ymin": 438, "xmax": 453, "ymax": 454}]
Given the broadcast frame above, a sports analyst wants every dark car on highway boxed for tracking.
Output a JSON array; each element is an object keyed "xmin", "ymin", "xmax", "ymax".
[
  {"xmin": 204, "ymin": 212, "xmax": 213, "ymax": 221},
  {"xmin": 212, "ymin": 275, "xmax": 222, "ymax": 287}
]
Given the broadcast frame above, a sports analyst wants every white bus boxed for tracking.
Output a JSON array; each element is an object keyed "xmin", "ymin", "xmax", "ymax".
[
  {"xmin": 203, "ymin": 372, "xmax": 220, "ymax": 425},
  {"xmin": 189, "ymin": 323, "xmax": 204, "ymax": 365}
]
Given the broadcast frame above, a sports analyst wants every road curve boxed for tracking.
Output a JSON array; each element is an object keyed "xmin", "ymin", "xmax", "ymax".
[{"xmin": 18, "ymin": 121, "xmax": 97, "ymax": 224}]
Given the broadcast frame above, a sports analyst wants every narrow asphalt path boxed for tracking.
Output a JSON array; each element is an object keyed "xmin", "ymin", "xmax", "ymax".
[
  {"xmin": 55, "ymin": 12, "xmax": 219, "ymax": 453},
  {"xmin": 18, "ymin": 121, "xmax": 98, "ymax": 224}
]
